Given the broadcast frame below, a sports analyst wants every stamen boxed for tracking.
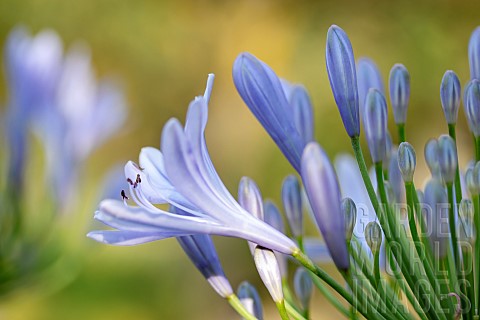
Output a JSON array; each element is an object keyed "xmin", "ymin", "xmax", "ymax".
[{"xmin": 121, "ymin": 190, "xmax": 129, "ymax": 200}]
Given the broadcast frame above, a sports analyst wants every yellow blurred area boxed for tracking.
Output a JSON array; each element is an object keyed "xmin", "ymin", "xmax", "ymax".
[{"xmin": 0, "ymin": 0, "xmax": 480, "ymax": 318}]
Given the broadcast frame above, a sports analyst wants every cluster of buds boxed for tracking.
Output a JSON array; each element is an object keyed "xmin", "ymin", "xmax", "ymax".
[{"xmin": 89, "ymin": 23, "xmax": 480, "ymax": 320}]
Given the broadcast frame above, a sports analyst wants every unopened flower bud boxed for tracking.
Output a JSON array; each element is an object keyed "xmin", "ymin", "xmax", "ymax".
[
  {"xmin": 389, "ymin": 64, "xmax": 410, "ymax": 124},
  {"xmin": 465, "ymin": 167, "xmax": 478, "ymax": 196},
  {"xmin": 282, "ymin": 175, "xmax": 303, "ymax": 238},
  {"xmin": 424, "ymin": 139, "xmax": 441, "ymax": 179},
  {"xmin": 238, "ymin": 177, "xmax": 264, "ymax": 220},
  {"xmin": 365, "ymin": 221, "xmax": 382, "ymax": 254},
  {"xmin": 237, "ymin": 281, "xmax": 263, "ymax": 320},
  {"xmin": 342, "ymin": 197, "xmax": 357, "ymax": 243},
  {"xmin": 263, "ymin": 200, "xmax": 288, "ymax": 278},
  {"xmin": 293, "ymin": 267, "xmax": 313, "ymax": 313},
  {"xmin": 326, "ymin": 25, "xmax": 360, "ymax": 137},
  {"xmin": 464, "ymin": 79, "xmax": 480, "ymax": 137},
  {"xmin": 469, "ymin": 26, "xmax": 480, "ymax": 80},
  {"xmin": 301, "ymin": 142, "xmax": 349, "ymax": 271},
  {"xmin": 253, "ymin": 246, "xmax": 284, "ymax": 303},
  {"xmin": 357, "ymin": 57, "xmax": 384, "ymax": 119},
  {"xmin": 364, "ymin": 88, "xmax": 388, "ymax": 163},
  {"xmin": 398, "ymin": 142, "xmax": 416, "ymax": 183},
  {"xmin": 437, "ymin": 135, "xmax": 458, "ymax": 184},
  {"xmin": 440, "ymin": 70, "xmax": 461, "ymax": 124}
]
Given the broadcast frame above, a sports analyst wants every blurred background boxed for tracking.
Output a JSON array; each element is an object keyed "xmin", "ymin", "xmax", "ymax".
[{"xmin": 0, "ymin": 0, "xmax": 480, "ymax": 319}]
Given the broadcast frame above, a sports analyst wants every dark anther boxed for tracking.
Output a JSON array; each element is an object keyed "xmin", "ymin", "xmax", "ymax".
[
  {"xmin": 127, "ymin": 178, "xmax": 134, "ymax": 186},
  {"xmin": 121, "ymin": 190, "xmax": 129, "ymax": 200},
  {"xmin": 136, "ymin": 174, "xmax": 142, "ymax": 184}
]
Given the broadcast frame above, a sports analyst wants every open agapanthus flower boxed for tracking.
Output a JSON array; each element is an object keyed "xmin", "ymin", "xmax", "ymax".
[
  {"xmin": 89, "ymin": 74, "xmax": 298, "ymax": 256},
  {"xmin": 90, "ymin": 24, "xmax": 480, "ymax": 320}
]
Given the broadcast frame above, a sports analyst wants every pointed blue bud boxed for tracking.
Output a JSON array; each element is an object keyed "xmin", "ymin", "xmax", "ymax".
[
  {"xmin": 437, "ymin": 135, "xmax": 457, "ymax": 184},
  {"xmin": 253, "ymin": 246, "xmax": 284, "ymax": 303},
  {"xmin": 326, "ymin": 25, "xmax": 360, "ymax": 137},
  {"xmin": 357, "ymin": 57, "xmax": 384, "ymax": 119},
  {"xmin": 464, "ymin": 79, "xmax": 480, "ymax": 137},
  {"xmin": 440, "ymin": 70, "xmax": 461, "ymax": 124},
  {"xmin": 233, "ymin": 52, "xmax": 305, "ymax": 172},
  {"xmin": 176, "ymin": 233, "xmax": 233, "ymax": 298},
  {"xmin": 293, "ymin": 267, "xmax": 313, "ymax": 313},
  {"xmin": 301, "ymin": 142, "xmax": 349, "ymax": 271},
  {"xmin": 425, "ymin": 139, "xmax": 441, "ymax": 179},
  {"xmin": 398, "ymin": 142, "xmax": 416, "ymax": 183},
  {"xmin": 281, "ymin": 175, "xmax": 303, "ymax": 238},
  {"xmin": 389, "ymin": 64, "xmax": 410, "ymax": 124},
  {"xmin": 468, "ymin": 26, "xmax": 480, "ymax": 80},
  {"xmin": 238, "ymin": 281, "xmax": 264, "ymax": 320},
  {"xmin": 282, "ymin": 81, "xmax": 315, "ymax": 144},
  {"xmin": 365, "ymin": 221, "xmax": 382, "ymax": 254},
  {"xmin": 364, "ymin": 88, "xmax": 388, "ymax": 163},
  {"xmin": 423, "ymin": 179, "xmax": 449, "ymax": 259},
  {"xmin": 342, "ymin": 197, "xmax": 357, "ymax": 243}
]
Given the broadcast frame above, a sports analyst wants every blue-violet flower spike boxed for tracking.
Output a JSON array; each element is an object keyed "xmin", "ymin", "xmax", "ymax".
[
  {"xmin": 440, "ymin": 70, "xmax": 461, "ymax": 124},
  {"xmin": 301, "ymin": 142, "xmax": 349, "ymax": 271},
  {"xmin": 364, "ymin": 88, "xmax": 388, "ymax": 163},
  {"xmin": 326, "ymin": 25, "xmax": 360, "ymax": 138},
  {"xmin": 233, "ymin": 53, "xmax": 305, "ymax": 172},
  {"xmin": 389, "ymin": 64, "xmax": 410, "ymax": 124}
]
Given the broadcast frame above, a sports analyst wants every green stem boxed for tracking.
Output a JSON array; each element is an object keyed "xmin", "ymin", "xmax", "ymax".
[
  {"xmin": 397, "ymin": 123, "xmax": 406, "ymax": 143},
  {"xmin": 227, "ymin": 294, "xmax": 258, "ymax": 320},
  {"xmin": 285, "ymin": 299, "xmax": 307, "ymax": 320},
  {"xmin": 473, "ymin": 194, "xmax": 480, "ymax": 316},
  {"xmin": 411, "ymin": 183, "xmax": 435, "ymax": 265},
  {"xmin": 276, "ymin": 300, "xmax": 290, "ymax": 320},
  {"xmin": 374, "ymin": 161, "xmax": 444, "ymax": 320},
  {"xmin": 293, "ymin": 250, "xmax": 377, "ymax": 319},
  {"xmin": 447, "ymin": 183, "xmax": 460, "ymax": 273},
  {"xmin": 462, "ymin": 248, "xmax": 475, "ymax": 320},
  {"xmin": 308, "ymin": 271, "xmax": 350, "ymax": 317},
  {"xmin": 282, "ymin": 279, "xmax": 301, "ymax": 315},
  {"xmin": 448, "ymin": 124, "xmax": 462, "ymax": 206},
  {"xmin": 374, "ymin": 249, "xmax": 381, "ymax": 287}
]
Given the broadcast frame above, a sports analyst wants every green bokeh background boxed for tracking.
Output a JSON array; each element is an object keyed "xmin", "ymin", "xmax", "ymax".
[{"xmin": 0, "ymin": 0, "xmax": 480, "ymax": 319}]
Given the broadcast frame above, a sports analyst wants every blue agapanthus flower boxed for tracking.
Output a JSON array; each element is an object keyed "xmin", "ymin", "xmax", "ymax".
[{"xmin": 88, "ymin": 74, "xmax": 298, "ymax": 255}]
